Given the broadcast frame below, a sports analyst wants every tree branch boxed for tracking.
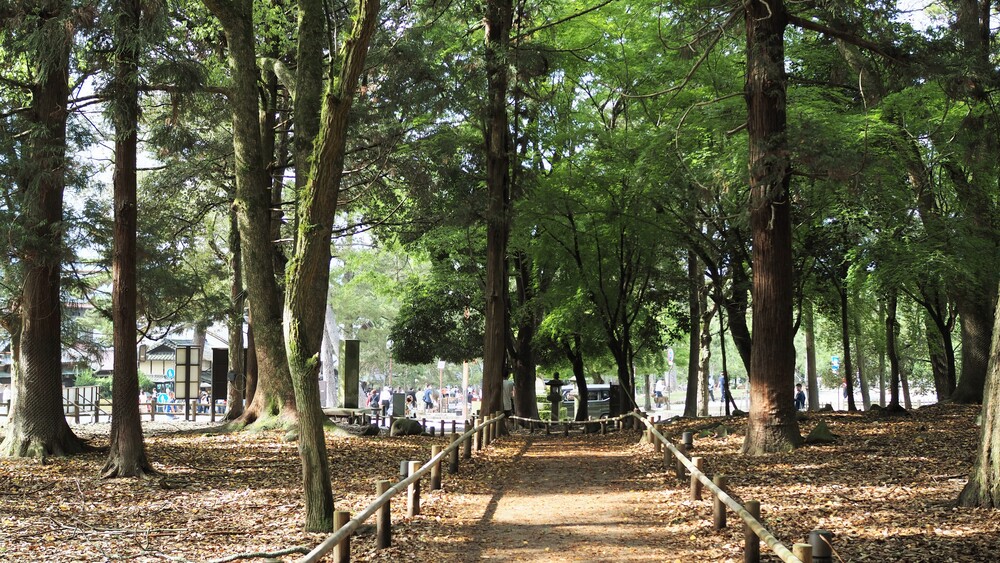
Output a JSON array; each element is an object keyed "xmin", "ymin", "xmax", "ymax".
[{"xmin": 787, "ymin": 14, "xmax": 907, "ymax": 63}]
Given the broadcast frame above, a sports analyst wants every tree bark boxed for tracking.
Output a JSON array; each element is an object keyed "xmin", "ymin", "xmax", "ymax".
[
  {"xmin": 103, "ymin": 0, "xmax": 153, "ymax": 477},
  {"xmin": 959, "ymin": 281, "xmax": 1000, "ymax": 507},
  {"xmin": 1, "ymin": 3, "xmax": 85, "ymax": 458},
  {"xmin": 201, "ymin": 0, "xmax": 296, "ymax": 426},
  {"xmin": 684, "ymin": 251, "xmax": 700, "ymax": 418},
  {"xmin": 886, "ymin": 291, "xmax": 904, "ymax": 410},
  {"xmin": 282, "ymin": 0, "xmax": 379, "ymax": 532},
  {"xmin": 853, "ymin": 311, "xmax": 871, "ymax": 410},
  {"xmin": 741, "ymin": 0, "xmax": 801, "ymax": 454},
  {"xmin": 804, "ymin": 302, "xmax": 819, "ymax": 410},
  {"xmin": 481, "ymin": 0, "xmax": 514, "ymax": 421},
  {"xmin": 564, "ymin": 336, "xmax": 588, "ymax": 421},
  {"xmin": 511, "ymin": 251, "xmax": 539, "ymax": 420},
  {"xmin": 953, "ymin": 299, "xmax": 995, "ymax": 403},
  {"xmin": 698, "ymin": 295, "xmax": 714, "ymax": 417},
  {"xmin": 224, "ymin": 206, "xmax": 245, "ymax": 421}
]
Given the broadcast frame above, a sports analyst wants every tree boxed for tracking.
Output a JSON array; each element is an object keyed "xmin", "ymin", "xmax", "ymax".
[
  {"xmin": 200, "ymin": 0, "xmax": 296, "ymax": 426},
  {"xmin": 958, "ymin": 282, "xmax": 1000, "ymax": 507},
  {"xmin": 1, "ymin": 0, "xmax": 87, "ymax": 458},
  {"xmin": 102, "ymin": 0, "xmax": 153, "ymax": 477},
  {"xmin": 282, "ymin": 0, "xmax": 379, "ymax": 531},
  {"xmin": 481, "ymin": 0, "xmax": 514, "ymax": 423},
  {"xmin": 742, "ymin": 0, "xmax": 801, "ymax": 454}
]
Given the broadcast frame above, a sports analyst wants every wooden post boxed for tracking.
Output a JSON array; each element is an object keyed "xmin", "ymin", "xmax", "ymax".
[
  {"xmin": 601, "ymin": 420, "xmax": 607, "ymax": 435},
  {"xmin": 675, "ymin": 443, "xmax": 687, "ymax": 480},
  {"xmin": 713, "ymin": 474, "xmax": 727, "ymax": 530},
  {"xmin": 793, "ymin": 543, "xmax": 813, "ymax": 563},
  {"xmin": 483, "ymin": 419, "xmax": 491, "ymax": 448},
  {"xmin": 563, "ymin": 422, "xmax": 569, "ymax": 437},
  {"xmin": 333, "ymin": 510, "xmax": 350, "ymax": 563},
  {"xmin": 376, "ymin": 480, "xmax": 391, "ymax": 549},
  {"xmin": 440, "ymin": 419, "xmax": 445, "ymax": 436},
  {"xmin": 682, "ymin": 431, "xmax": 694, "ymax": 451},
  {"xmin": 422, "ymin": 417, "xmax": 427, "ymax": 432},
  {"xmin": 653, "ymin": 430, "xmax": 662, "ymax": 453},
  {"xmin": 690, "ymin": 457, "xmax": 703, "ymax": 500},
  {"xmin": 150, "ymin": 397, "xmax": 157, "ymax": 421},
  {"xmin": 430, "ymin": 445, "xmax": 442, "ymax": 491},
  {"xmin": 475, "ymin": 423, "xmax": 483, "ymax": 451},
  {"xmin": 744, "ymin": 500, "xmax": 760, "ymax": 563},
  {"xmin": 451, "ymin": 420, "xmax": 457, "ymax": 434},
  {"xmin": 662, "ymin": 445, "xmax": 671, "ymax": 473},
  {"xmin": 808, "ymin": 529, "xmax": 833, "ymax": 563},
  {"xmin": 407, "ymin": 461, "xmax": 421, "ymax": 516},
  {"xmin": 429, "ymin": 426, "xmax": 435, "ymax": 437},
  {"xmin": 545, "ymin": 422, "xmax": 551, "ymax": 434},
  {"xmin": 463, "ymin": 421, "xmax": 473, "ymax": 459},
  {"xmin": 449, "ymin": 433, "xmax": 460, "ymax": 473}
]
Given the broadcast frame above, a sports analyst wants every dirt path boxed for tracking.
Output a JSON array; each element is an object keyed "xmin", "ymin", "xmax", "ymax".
[{"xmin": 390, "ymin": 431, "xmax": 744, "ymax": 563}]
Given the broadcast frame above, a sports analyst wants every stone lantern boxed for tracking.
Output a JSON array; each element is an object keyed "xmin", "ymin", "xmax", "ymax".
[{"xmin": 545, "ymin": 374, "xmax": 566, "ymax": 421}]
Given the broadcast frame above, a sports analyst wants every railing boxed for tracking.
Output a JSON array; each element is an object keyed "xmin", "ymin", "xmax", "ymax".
[
  {"xmin": 0, "ymin": 399, "xmax": 227, "ymax": 423},
  {"xmin": 297, "ymin": 412, "xmax": 507, "ymax": 563},
  {"xmin": 630, "ymin": 411, "xmax": 830, "ymax": 563}
]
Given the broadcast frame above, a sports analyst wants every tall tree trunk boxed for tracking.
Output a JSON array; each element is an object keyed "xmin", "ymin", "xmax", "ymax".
[
  {"xmin": 511, "ymin": 252, "xmax": 539, "ymax": 420},
  {"xmin": 481, "ymin": 0, "xmax": 514, "ymax": 421},
  {"xmin": 718, "ymin": 298, "xmax": 737, "ymax": 415},
  {"xmin": 1, "ymin": 4, "xmax": 85, "ymax": 457},
  {"xmin": 684, "ymin": 251, "xmax": 700, "ymax": 417},
  {"xmin": 103, "ymin": 0, "xmax": 153, "ymax": 477},
  {"xmin": 282, "ymin": 0, "xmax": 379, "ymax": 532},
  {"xmin": 839, "ymin": 285, "xmax": 858, "ymax": 411},
  {"xmin": 698, "ymin": 297, "xmax": 714, "ymax": 417},
  {"xmin": 804, "ymin": 302, "xmax": 819, "ymax": 410},
  {"xmin": 724, "ymin": 269, "xmax": 753, "ymax": 375},
  {"xmin": 953, "ymin": 300, "xmax": 995, "ymax": 403},
  {"xmin": 201, "ymin": 0, "xmax": 296, "ymax": 427},
  {"xmin": 224, "ymin": 206, "xmax": 245, "ymax": 421},
  {"xmin": 878, "ymin": 301, "xmax": 886, "ymax": 407},
  {"xmin": 853, "ymin": 311, "xmax": 871, "ymax": 410},
  {"xmin": 245, "ymin": 322, "xmax": 258, "ymax": 405},
  {"xmin": 741, "ymin": 0, "xmax": 801, "ymax": 453},
  {"xmin": 886, "ymin": 291, "xmax": 903, "ymax": 410},
  {"xmin": 564, "ymin": 335, "xmax": 588, "ymax": 421},
  {"xmin": 959, "ymin": 281, "xmax": 1000, "ymax": 507},
  {"xmin": 925, "ymin": 315, "xmax": 955, "ymax": 401}
]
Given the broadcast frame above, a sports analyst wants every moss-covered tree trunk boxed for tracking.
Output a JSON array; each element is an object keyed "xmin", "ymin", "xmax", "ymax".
[
  {"xmin": 283, "ymin": 0, "xmax": 379, "ymax": 532},
  {"xmin": 103, "ymin": 0, "xmax": 154, "ymax": 478},
  {"xmin": 1, "ymin": 2, "xmax": 85, "ymax": 458},
  {"xmin": 224, "ymin": 206, "xmax": 245, "ymax": 421},
  {"xmin": 741, "ymin": 0, "xmax": 801, "ymax": 454},
  {"xmin": 201, "ymin": 0, "xmax": 296, "ymax": 426},
  {"xmin": 958, "ymin": 282, "xmax": 1000, "ymax": 507}
]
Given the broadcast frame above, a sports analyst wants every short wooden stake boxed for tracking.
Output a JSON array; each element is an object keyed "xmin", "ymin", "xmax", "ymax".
[
  {"xmin": 808, "ymin": 529, "xmax": 833, "ymax": 563},
  {"xmin": 376, "ymin": 480, "xmax": 391, "ymax": 548},
  {"xmin": 793, "ymin": 543, "xmax": 813, "ymax": 563},
  {"xmin": 545, "ymin": 422, "xmax": 551, "ymax": 434},
  {"xmin": 654, "ymin": 431, "xmax": 662, "ymax": 453},
  {"xmin": 601, "ymin": 420, "xmax": 607, "ymax": 435},
  {"xmin": 333, "ymin": 510, "xmax": 350, "ymax": 563},
  {"xmin": 429, "ymin": 426, "xmax": 435, "ymax": 437},
  {"xmin": 713, "ymin": 474, "xmax": 727, "ymax": 530},
  {"xmin": 440, "ymin": 419, "xmax": 445, "ymax": 435},
  {"xmin": 690, "ymin": 457, "xmax": 703, "ymax": 500},
  {"xmin": 563, "ymin": 422, "xmax": 569, "ymax": 437},
  {"xmin": 475, "ymin": 423, "xmax": 483, "ymax": 451},
  {"xmin": 463, "ymin": 421, "xmax": 473, "ymax": 459},
  {"xmin": 483, "ymin": 420, "xmax": 491, "ymax": 448},
  {"xmin": 682, "ymin": 430, "xmax": 694, "ymax": 451},
  {"xmin": 451, "ymin": 420, "xmax": 457, "ymax": 434},
  {"xmin": 675, "ymin": 444, "xmax": 687, "ymax": 480},
  {"xmin": 662, "ymin": 446, "xmax": 671, "ymax": 473},
  {"xmin": 449, "ymin": 433, "xmax": 460, "ymax": 473},
  {"xmin": 407, "ymin": 461, "xmax": 421, "ymax": 517},
  {"xmin": 430, "ymin": 445, "xmax": 442, "ymax": 491},
  {"xmin": 744, "ymin": 500, "xmax": 760, "ymax": 563},
  {"xmin": 422, "ymin": 417, "xmax": 427, "ymax": 432}
]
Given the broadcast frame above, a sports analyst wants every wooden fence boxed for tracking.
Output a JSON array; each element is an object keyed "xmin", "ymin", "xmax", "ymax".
[{"xmin": 297, "ymin": 412, "xmax": 507, "ymax": 563}]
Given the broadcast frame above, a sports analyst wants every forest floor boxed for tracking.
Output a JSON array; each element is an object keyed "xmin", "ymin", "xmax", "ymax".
[{"xmin": 0, "ymin": 403, "xmax": 996, "ymax": 562}]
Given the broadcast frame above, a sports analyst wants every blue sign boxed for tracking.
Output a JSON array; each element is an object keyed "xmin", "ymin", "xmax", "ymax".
[
  {"xmin": 157, "ymin": 393, "xmax": 169, "ymax": 403},
  {"xmin": 831, "ymin": 356, "xmax": 840, "ymax": 372},
  {"xmin": 165, "ymin": 368, "xmax": 175, "ymax": 380}
]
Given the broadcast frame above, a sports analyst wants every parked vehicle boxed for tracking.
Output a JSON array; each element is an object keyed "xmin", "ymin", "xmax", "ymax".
[{"xmin": 574, "ymin": 383, "xmax": 617, "ymax": 419}]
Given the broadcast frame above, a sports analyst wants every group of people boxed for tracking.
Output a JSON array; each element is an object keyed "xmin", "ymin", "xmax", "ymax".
[{"xmin": 365, "ymin": 384, "xmax": 484, "ymax": 418}]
